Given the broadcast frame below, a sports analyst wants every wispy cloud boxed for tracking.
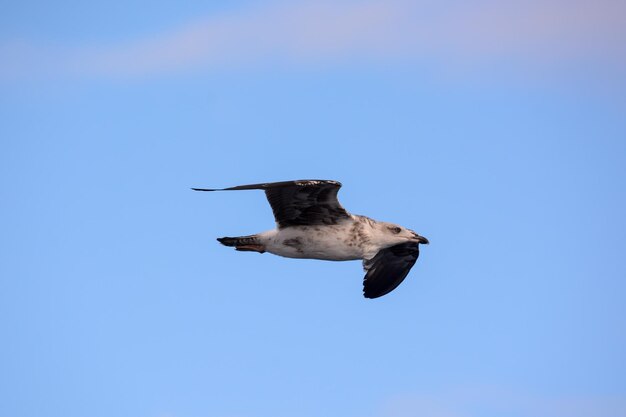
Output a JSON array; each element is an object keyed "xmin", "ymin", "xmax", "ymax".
[{"xmin": 1, "ymin": 0, "xmax": 624, "ymax": 80}]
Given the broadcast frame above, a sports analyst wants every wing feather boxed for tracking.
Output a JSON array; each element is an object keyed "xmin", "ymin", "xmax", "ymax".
[
  {"xmin": 192, "ymin": 179, "xmax": 351, "ymax": 228},
  {"xmin": 362, "ymin": 243, "xmax": 420, "ymax": 299}
]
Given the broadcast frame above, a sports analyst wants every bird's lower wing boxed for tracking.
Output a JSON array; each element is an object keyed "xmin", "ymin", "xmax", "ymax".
[{"xmin": 362, "ymin": 243, "xmax": 420, "ymax": 299}]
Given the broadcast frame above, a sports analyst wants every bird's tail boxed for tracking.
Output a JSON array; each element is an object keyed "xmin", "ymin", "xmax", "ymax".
[{"xmin": 217, "ymin": 235, "xmax": 265, "ymax": 253}]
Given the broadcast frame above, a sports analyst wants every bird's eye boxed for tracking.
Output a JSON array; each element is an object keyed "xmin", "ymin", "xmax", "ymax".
[{"xmin": 389, "ymin": 226, "xmax": 401, "ymax": 234}]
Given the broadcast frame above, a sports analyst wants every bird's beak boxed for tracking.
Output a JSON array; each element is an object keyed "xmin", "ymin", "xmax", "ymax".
[{"xmin": 413, "ymin": 233, "xmax": 429, "ymax": 244}]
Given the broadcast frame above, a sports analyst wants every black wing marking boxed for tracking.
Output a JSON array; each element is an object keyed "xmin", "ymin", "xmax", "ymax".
[
  {"xmin": 192, "ymin": 179, "xmax": 351, "ymax": 228},
  {"xmin": 362, "ymin": 243, "xmax": 420, "ymax": 299}
]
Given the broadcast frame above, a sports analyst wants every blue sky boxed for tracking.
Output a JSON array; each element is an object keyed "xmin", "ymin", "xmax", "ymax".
[{"xmin": 1, "ymin": 1, "xmax": 625, "ymax": 417}]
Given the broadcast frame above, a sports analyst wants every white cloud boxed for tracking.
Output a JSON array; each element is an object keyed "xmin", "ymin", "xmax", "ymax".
[{"xmin": 1, "ymin": 0, "xmax": 625, "ymax": 80}]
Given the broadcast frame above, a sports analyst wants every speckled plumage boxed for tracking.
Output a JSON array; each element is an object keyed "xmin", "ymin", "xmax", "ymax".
[
  {"xmin": 193, "ymin": 179, "xmax": 429, "ymax": 299},
  {"xmin": 257, "ymin": 216, "xmax": 369, "ymax": 260}
]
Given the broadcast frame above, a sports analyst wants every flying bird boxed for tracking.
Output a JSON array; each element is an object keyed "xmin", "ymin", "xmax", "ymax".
[{"xmin": 193, "ymin": 180, "xmax": 429, "ymax": 298}]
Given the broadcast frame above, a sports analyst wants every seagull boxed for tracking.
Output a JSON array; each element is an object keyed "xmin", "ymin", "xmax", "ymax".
[{"xmin": 192, "ymin": 179, "xmax": 429, "ymax": 298}]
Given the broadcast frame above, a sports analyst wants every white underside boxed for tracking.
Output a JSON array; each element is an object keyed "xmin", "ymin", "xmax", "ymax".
[{"xmin": 257, "ymin": 223, "xmax": 372, "ymax": 261}]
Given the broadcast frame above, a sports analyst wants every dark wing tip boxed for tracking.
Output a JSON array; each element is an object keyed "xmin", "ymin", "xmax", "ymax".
[
  {"xmin": 362, "ymin": 283, "xmax": 398, "ymax": 299},
  {"xmin": 363, "ymin": 289, "xmax": 384, "ymax": 299},
  {"xmin": 191, "ymin": 188, "xmax": 217, "ymax": 191}
]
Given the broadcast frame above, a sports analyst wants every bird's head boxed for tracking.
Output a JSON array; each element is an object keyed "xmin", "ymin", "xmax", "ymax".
[{"xmin": 375, "ymin": 222, "xmax": 429, "ymax": 246}]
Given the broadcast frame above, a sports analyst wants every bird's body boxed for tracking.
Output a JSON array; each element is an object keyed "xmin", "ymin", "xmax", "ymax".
[
  {"xmin": 193, "ymin": 179, "xmax": 429, "ymax": 298},
  {"xmin": 258, "ymin": 223, "xmax": 365, "ymax": 261},
  {"xmin": 257, "ymin": 215, "xmax": 388, "ymax": 261}
]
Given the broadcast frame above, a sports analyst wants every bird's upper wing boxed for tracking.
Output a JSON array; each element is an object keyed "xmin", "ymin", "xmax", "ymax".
[
  {"xmin": 192, "ymin": 179, "xmax": 351, "ymax": 228},
  {"xmin": 362, "ymin": 242, "xmax": 420, "ymax": 299}
]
